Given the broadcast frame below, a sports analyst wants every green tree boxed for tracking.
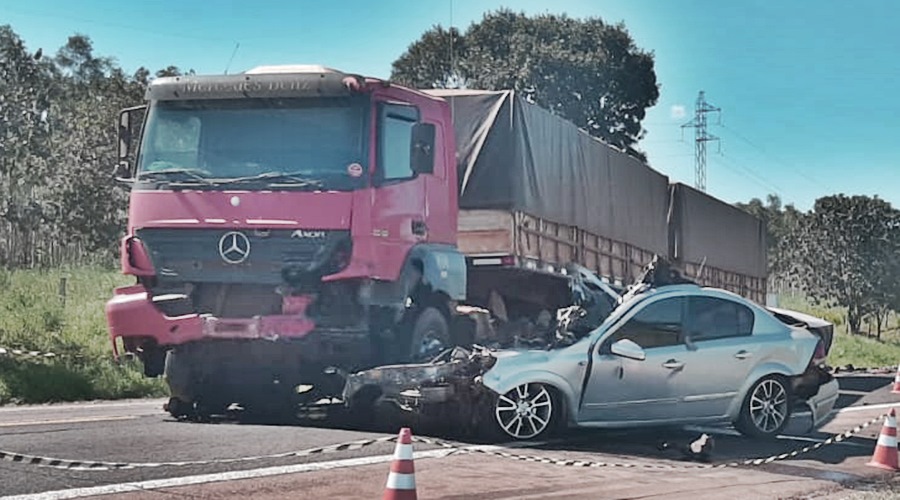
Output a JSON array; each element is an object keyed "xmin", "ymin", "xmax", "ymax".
[
  {"xmin": 0, "ymin": 25, "xmax": 55, "ymax": 267},
  {"xmin": 55, "ymin": 34, "xmax": 113, "ymax": 84},
  {"xmin": 0, "ymin": 26, "xmax": 184, "ymax": 268},
  {"xmin": 735, "ymin": 194, "xmax": 802, "ymax": 283},
  {"xmin": 48, "ymin": 36, "xmax": 145, "ymax": 256},
  {"xmin": 793, "ymin": 195, "xmax": 899, "ymax": 335},
  {"xmin": 865, "ymin": 208, "xmax": 900, "ymax": 339},
  {"xmin": 390, "ymin": 9, "xmax": 659, "ymax": 160}
]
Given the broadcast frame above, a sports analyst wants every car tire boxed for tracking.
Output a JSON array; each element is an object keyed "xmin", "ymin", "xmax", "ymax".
[
  {"xmin": 491, "ymin": 382, "xmax": 560, "ymax": 441},
  {"xmin": 734, "ymin": 374, "xmax": 792, "ymax": 439},
  {"xmin": 407, "ymin": 306, "xmax": 451, "ymax": 362}
]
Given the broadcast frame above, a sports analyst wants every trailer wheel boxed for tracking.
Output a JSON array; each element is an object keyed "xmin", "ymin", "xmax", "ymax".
[{"xmin": 407, "ymin": 307, "xmax": 450, "ymax": 362}]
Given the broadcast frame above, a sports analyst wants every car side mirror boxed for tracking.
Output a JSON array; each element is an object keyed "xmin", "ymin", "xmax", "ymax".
[
  {"xmin": 410, "ymin": 122, "xmax": 435, "ymax": 175},
  {"xmin": 610, "ymin": 339, "xmax": 646, "ymax": 361}
]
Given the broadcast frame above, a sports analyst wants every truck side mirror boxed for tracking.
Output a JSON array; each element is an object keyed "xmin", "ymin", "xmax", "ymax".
[
  {"xmin": 115, "ymin": 105, "xmax": 147, "ymax": 180},
  {"xmin": 118, "ymin": 109, "xmax": 132, "ymax": 162},
  {"xmin": 410, "ymin": 122, "xmax": 435, "ymax": 175}
]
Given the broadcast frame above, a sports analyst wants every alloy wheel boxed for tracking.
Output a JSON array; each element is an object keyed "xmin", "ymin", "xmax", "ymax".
[
  {"xmin": 749, "ymin": 378, "xmax": 788, "ymax": 434},
  {"xmin": 495, "ymin": 383, "xmax": 553, "ymax": 440}
]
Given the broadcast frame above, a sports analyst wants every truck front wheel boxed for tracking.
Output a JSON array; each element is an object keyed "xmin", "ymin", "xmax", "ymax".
[{"xmin": 407, "ymin": 307, "xmax": 450, "ymax": 362}]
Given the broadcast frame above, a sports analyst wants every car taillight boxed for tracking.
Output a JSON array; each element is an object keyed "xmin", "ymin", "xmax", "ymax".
[{"xmin": 811, "ymin": 338, "xmax": 827, "ymax": 367}]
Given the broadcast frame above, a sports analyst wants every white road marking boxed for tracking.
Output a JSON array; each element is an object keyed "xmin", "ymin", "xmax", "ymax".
[
  {"xmin": 0, "ymin": 442, "xmax": 524, "ymax": 500},
  {"xmin": 829, "ymin": 401, "xmax": 900, "ymax": 415},
  {"xmin": 0, "ymin": 415, "xmax": 138, "ymax": 428},
  {"xmin": 0, "ymin": 400, "xmax": 165, "ymax": 414},
  {"xmin": 0, "ymin": 451, "xmax": 448, "ymax": 500}
]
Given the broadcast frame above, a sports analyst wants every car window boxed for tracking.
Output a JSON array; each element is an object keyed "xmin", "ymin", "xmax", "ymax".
[
  {"xmin": 687, "ymin": 296, "xmax": 754, "ymax": 341},
  {"xmin": 607, "ymin": 297, "xmax": 685, "ymax": 349}
]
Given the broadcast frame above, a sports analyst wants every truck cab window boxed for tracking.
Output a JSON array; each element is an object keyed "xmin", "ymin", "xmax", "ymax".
[
  {"xmin": 145, "ymin": 115, "xmax": 201, "ymax": 170},
  {"xmin": 378, "ymin": 103, "xmax": 419, "ymax": 181}
]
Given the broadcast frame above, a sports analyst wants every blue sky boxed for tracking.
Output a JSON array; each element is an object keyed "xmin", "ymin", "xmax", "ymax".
[{"xmin": 3, "ymin": 0, "xmax": 898, "ymax": 211}]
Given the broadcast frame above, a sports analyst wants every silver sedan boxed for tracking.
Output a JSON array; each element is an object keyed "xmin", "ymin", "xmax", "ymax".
[{"xmin": 479, "ymin": 282, "xmax": 840, "ymax": 441}]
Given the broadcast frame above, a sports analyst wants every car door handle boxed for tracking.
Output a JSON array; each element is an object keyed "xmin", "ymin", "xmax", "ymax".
[
  {"xmin": 734, "ymin": 350, "xmax": 752, "ymax": 360},
  {"xmin": 662, "ymin": 359, "xmax": 684, "ymax": 370}
]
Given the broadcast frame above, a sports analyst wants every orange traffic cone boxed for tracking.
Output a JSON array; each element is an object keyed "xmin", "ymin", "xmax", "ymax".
[
  {"xmin": 867, "ymin": 408, "xmax": 899, "ymax": 471},
  {"xmin": 891, "ymin": 365, "xmax": 900, "ymax": 394},
  {"xmin": 383, "ymin": 427, "xmax": 417, "ymax": 500}
]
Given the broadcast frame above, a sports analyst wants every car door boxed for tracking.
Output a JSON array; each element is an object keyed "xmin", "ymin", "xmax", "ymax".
[
  {"xmin": 673, "ymin": 295, "xmax": 759, "ymax": 418},
  {"xmin": 579, "ymin": 296, "xmax": 689, "ymax": 424}
]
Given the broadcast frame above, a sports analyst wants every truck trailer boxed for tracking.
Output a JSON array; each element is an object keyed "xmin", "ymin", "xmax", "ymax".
[{"xmin": 105, "ymin": 65, "xmax": 767, "ymax": 418}]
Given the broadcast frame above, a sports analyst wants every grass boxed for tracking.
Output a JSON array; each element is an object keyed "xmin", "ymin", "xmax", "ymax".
[
  {"xmin": 776, "ymin": 293, "xmax": 900, "ymax": 369},
  {"xmin": 0, "ymin": 267, "xmax": 167, "ymax": 405}
]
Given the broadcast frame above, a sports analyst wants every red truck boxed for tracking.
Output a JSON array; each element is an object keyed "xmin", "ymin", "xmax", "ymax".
[{"xmin": 106, "ymin": 65, "xmax": 768, "ymax": 418}]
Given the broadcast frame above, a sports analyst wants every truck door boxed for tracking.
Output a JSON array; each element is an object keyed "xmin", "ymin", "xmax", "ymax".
[{"xmin": 370, "ymin": 102, "xmax": 427, "ymax": 278}]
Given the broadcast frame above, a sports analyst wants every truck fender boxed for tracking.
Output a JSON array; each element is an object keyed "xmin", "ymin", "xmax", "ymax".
[
  {"xmin": 408, "ymin": 244, "xmax": 467, "ymax": 301},
  {"xmin": 725, "ymin": 361, "xmax": 797, "ymax": 420},
  {"xmin": 367, "ymin": 244, "xmax": 467, "ymax": 307}
]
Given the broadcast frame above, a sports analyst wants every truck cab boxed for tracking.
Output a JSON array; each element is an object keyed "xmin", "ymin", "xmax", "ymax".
[{"xmin": 106, "ymin": 65, "xmax": 467, "ymax": 416}]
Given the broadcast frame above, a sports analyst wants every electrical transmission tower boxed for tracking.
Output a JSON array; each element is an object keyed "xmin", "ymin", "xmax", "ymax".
[{"xmin": 681, "ymin": 91, "xmax": 721, "ymax": 192}]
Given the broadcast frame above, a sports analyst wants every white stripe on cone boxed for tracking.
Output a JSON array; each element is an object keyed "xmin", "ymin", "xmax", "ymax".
[
  {"xmin": 875, "ymin": 412, "xmax": 898, "ymax": 449},
  {"xmin": 885, "ymin": 414, "xmax": 897, "ymax": 430},
  {"xmin": 386, "ymin": 472, "xmax": 416, "ymax": 490},
  {"xmin": 393, "ymin": 444, "xmax": 414, "ymax": 461},
  {"xmin": 877, "ymin": 433, "xmax": 899, "ymax": 448}
]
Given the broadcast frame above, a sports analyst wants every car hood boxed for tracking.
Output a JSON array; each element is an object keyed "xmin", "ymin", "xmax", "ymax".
[
  {"xmin": 489, "ymin": 348, "xmax": 552, "ymax": 364},
  {"xmin": 481, "ymin": 348, "xmax": 556, "ymax": 384}
]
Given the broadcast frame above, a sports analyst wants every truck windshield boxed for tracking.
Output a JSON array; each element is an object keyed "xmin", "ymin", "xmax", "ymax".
[{"xmin": 136, "ymin": 97, "xmax": 368, "ymax": 191}]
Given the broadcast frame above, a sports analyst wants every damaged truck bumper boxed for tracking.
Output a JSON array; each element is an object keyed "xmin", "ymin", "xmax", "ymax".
[{"xmin": 106, "ymin": 284, "xmax": 317, "ymax": 356}]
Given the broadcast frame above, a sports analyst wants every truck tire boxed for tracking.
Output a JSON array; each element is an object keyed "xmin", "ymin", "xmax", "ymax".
[{"xmin": 407, "ymin": 307, "xmax": 450, "ymax": 362}]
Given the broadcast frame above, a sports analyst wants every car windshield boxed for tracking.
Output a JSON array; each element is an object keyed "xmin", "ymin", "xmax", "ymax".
[{"xmin": 135, "ymin": 97, "xmax": 368, "ymax": 191}]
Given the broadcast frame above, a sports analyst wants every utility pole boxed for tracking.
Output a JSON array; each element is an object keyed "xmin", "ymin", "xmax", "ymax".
[{"xmin": 681, "ymin": 91, "xmax": 721, "ymax": 192}]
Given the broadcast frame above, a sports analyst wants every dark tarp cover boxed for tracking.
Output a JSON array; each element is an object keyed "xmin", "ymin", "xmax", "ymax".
[
  {"xmin": 425, "ymin": 89, "xmax": 670, "ymax": 257},
  {"xmin": 668, "ymin": 183, "xmax": 767, "ymax": 278}
]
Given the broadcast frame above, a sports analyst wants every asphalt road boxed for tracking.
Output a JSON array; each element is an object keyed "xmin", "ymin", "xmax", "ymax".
[{"xmin": 0, "ymin": 373, "xmax": 897, "ymax": 499}]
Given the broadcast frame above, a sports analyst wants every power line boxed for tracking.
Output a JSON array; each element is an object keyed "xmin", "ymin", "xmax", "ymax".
[
  {"xmin": 712, "ymin": 154, "xmax": 784, "ymax": 196},
  {"xmin": 680, "ymin": 91, "xmax": 721, "ymax": 192},
  {"xmin": 717, "ymin": 123, "xmax": 834, "ymax": 192}
]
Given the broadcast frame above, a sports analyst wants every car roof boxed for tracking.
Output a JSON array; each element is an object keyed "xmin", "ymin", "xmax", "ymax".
[{"xmin": 627, "ymin": 283, "xmax": 754, "ymax": 305}]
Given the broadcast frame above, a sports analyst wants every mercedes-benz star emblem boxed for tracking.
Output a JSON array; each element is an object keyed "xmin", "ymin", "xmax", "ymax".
[{"xmin": 218, "ymin": 231, "xmax": 251, "ymax": 264}]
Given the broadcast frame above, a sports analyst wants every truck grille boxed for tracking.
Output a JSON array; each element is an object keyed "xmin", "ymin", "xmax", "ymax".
[{"xmin": 136, "ymin": 228, "xmax": 351, "ymax": 286}]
